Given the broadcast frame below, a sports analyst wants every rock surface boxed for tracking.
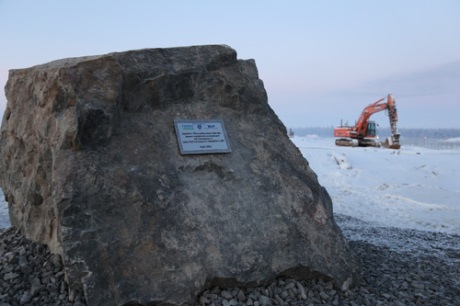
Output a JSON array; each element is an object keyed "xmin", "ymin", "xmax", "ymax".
[{"xmin": 0, "ymin": 45, "xmax": 359, "ymax": 306}]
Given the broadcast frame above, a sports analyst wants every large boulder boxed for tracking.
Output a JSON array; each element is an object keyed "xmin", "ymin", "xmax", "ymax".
[{"xmin": 0, "ymin": 45, "xmax": 360, "ymax": 306}]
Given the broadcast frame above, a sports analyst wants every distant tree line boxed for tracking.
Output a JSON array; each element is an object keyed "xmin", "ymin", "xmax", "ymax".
[
  {"xmin": 291, "ymin": 126, "xmax": 460, "ymax": 139},
  {"xmin": 290, "ymin": 126, "xmax": 460, "ymax": 149},
  {"xmin": 391, "ymin": 128, "xmax": 460, "ymax": 139},
  {"xmin": 292, "ymin": 127, "xmax": 335, "ymax": 137}
]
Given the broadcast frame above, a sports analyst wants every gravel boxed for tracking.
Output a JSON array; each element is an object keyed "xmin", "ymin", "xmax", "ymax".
[
  {"xmin": 1, "ymin": 214, "xmax": 459, "ymax": 306},
  {"xmin": 0, "ymin": 228, "xmax": 86, "ymax": 306}
]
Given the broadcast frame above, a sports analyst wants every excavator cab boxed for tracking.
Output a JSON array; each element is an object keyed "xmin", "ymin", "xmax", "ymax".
[{"xmin": 366, "ymin": 121, "xmax": 377, "ymax": 137}]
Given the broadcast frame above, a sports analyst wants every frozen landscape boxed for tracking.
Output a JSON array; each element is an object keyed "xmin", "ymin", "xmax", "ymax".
[{"xmin": 292, "ymin": 135, "xmax": 460, "ymax": 235}]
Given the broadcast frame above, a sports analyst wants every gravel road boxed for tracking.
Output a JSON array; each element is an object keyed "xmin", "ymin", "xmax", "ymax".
[{"xmin": 1, "ymin": 214, "xmax": 459, "ymax": 306}]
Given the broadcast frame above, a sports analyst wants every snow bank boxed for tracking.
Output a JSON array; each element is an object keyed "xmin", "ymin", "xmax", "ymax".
[{"xmin": 292, "ymin": 136, "xmax": 460, "ymax": 234}]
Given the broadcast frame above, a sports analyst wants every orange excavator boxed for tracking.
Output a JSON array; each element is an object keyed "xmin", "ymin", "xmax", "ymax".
[{"xmin": 333, "ymin": 94, "xmax": 401, "ymax": 149}]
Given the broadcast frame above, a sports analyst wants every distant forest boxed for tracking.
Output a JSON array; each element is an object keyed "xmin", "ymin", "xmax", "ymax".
[
  {"xmin": 291, "ymin": 127, "xmax": 460, "ymax": 139},
  {"xmin": 290, "ymin": 126, "xmax": 460, "ymax": 150}
]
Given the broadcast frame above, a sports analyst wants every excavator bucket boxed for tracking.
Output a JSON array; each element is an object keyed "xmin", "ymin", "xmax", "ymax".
[{"xmin": 382, "ymin": 134, "xmax": 401, "ymax": 149}]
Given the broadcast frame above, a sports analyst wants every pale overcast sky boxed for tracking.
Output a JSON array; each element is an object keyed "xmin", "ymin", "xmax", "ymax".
[{"xmin": 1, "ymin": 0, "xmax": 459, "ymax": 128}]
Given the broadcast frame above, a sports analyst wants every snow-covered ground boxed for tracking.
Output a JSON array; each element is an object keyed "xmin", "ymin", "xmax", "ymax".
[
  {"xmin": 0, "ymin": 136, "xmax": 459, "ymax": 235},
  {"xmin": 293, "ymin": 135, "xmax": 460, "ymax": 234}
]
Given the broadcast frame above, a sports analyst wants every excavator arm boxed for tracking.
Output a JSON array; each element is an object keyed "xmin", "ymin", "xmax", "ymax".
[
  {"xmin": 355, "ymin": 96, "xmax": 392, "ymax": 137},
  {"xmin": 385, "ymin": 94, "xmax": 400, "ymax": 148},
  {"xmin": 357, "ymin": 94, "xmax": 400, "ymax": 148}
]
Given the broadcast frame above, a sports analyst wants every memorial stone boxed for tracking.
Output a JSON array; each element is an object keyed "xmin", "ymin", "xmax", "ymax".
[{"xmin": 0, "ymin": 45, "xmax": 360, "ymax": 306}]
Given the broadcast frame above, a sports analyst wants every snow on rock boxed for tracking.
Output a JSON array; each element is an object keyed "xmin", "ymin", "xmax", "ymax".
[
  {"xmin": 292, "ymin": 136, "xmax": 460, "ymax": 235},
  {"xmin": 0, "ymin": 189, "xmax": 9, "ymax": 228}
]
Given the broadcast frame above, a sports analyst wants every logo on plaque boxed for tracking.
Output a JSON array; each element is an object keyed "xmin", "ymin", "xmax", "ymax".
[{"xmin": 174, "ymin": 119, "xmax": 232, "ymax": 155}]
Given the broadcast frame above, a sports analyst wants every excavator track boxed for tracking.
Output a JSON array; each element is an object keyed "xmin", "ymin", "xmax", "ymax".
[
  {"xmin": 359, "ymin": 138, "xmax": 381, "ymax": 147},
  {"xmin": 335, "ymin": 138, "xmax": 357, "ymax": 147}
]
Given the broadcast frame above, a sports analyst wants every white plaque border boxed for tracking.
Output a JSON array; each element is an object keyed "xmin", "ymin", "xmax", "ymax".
[{"xmin": 174, "ymin": 119, "xmax": 232, "ymax": 155}]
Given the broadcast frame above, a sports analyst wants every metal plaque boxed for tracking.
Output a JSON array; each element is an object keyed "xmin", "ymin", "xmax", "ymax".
[{"xmin": 174, "ymin": 119, "xmax": 232, "ymax": 155}]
